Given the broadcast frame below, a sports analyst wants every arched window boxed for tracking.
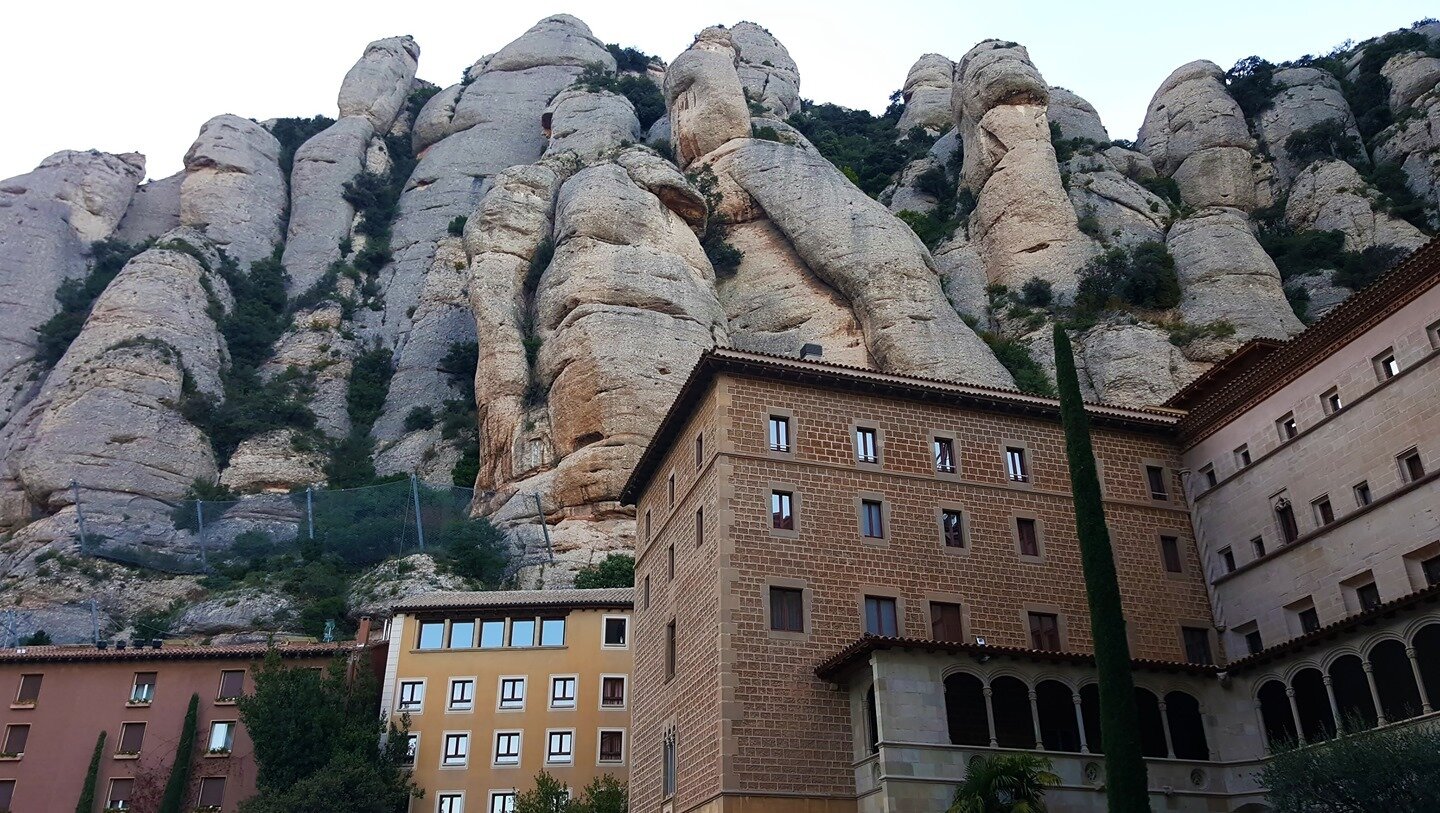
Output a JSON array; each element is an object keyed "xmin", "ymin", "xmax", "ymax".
[
  {"xmin": 1413, "ymin": 623, "xmax": 1440, "ymax": 705},
  {"xmin": 1079, "ymin": 684, "xmax": 1103, "ymax": 754},
  {"xmin": 1291, "ymin": 668, "xmax": 1335, "ymax": 742},
  {"xmin": 1369, "ymin": 639, "xmax": 1423, "ymax": 722},
  {"xmin": 944, "ymin": 673, "xmax": 990, "ymax": 746},
  {"xmin": 1327, "ymin": 654, "xmax": 1377, "ymax": 732},
  {"xmin": 990, "ymin": 676, "xmax": 1035, "ymax": 749},
  {"xmin": 1164, "ymin": 691, "xmax": 1209, "ymax": 760},
  {"xmin": 1134, "ymin": 688, "xmax": 1168, "ymax": 758},
  {"xmin": 1035, "ymin": 680, "xmax": 1081, "ymax": 752},
  {"xmin": 1257, "ymin": 679, "xmax": 1297, "ymax": 747}
]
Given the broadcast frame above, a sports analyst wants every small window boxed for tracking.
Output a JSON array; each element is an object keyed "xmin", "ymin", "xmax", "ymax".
[
  {"xmin": 449, "ymin": 679, "xmax": 475, "ymax": 711},
  {"xmin": 1277, "ymin": 413, "xmax": 1297, "ymax": 441},
  {"xmin": 930, "ymin": 602, "xmax": 963, "ymax": 642},
  {"xmin": 540, "ymin": 618, "xmax": 565, "ymax": 647},
  {"xmin": 1375, "ymin": 350, "xmax": 1400, "ymax": 380},
  {"xmin": 644, "ymin": 510, "xmax": 651, "ymax": 545},
  {"xmin": 1016, "ymin": 517, "xmax": 1040, "ymax": 557},
  {"xmin": 1323, "ymin": 388, "xmax": 1343, "ymax": 415},
  {"xmin": 1275, "ymin": 500, "xmax": 1299, "ymax": 544},
  {"xmin": 1399, "ymin": 449, "xmax": 1425, "ymax": 483},
  {"xmin": 448, "ymin": 621, "xmax": 475, "ymax": 649},
  {"xmin": 667, "ymin": 473, "xmax": 675, "ymax": 507},
  {"xmin": 1005, "ymin": 446, "xmax": 1029, "ymax": 482},
  {"xmin": 695, "ymin": 507, "xmax": 704, "ymax": 547},
  {"xmin": 479, "ymin": 619, "xmax": 505, "ymax": 648},
  {"xmin": 417, "ymin": 621, "xmax": 445, "ymax": 650},
  {"xmin": 855, "ymin": 427, "xmax": 878, "ymax": 464},
  {"xmin": 860, "ymin": 499, "xmax": 884, "ymax": 539},
  {"xmin": 1429, "ymin": 318, "xmax": 1440, "ymax": 349},
  {"xmin": 769, "ymin": 586, "xmax": 804, "ymax": 632},
  {"xmin": 438, "ymin": 793, "xmax": 464, "ymax": 813},
  {"xmin": 402, "ymin": 734, "xmax": 418, "ymax": 765},
  {"xmin": 934, "ymin": 437, "xmax": 957, "ymax": 474},
  {"xmin": 509, "ymin": 618, "xmax": 536, "ymax": 647},
  {"xmin": 494, "ymin": 731, "xmax": 521, "ymax": 765},
  {"xmin": 0, "ymin": 780, "xmax": 11, "ymax": 811},
  {"xmin": 117, "ymin": 721, "xmax": 146, "ymax": 755},
  {"xmin": 550, "ymin": 677, "xmax": 577, "ymax": 709},
  {"xmin": 2, "ymin": 723, "xmax": 29, "ymax": 756},
  {"xmin": 1182, "ymin": 627, "xmax": 1213, "ymax": 665},
  {"xmin": 1244, "ymin": 628, "xmax": 1263, "ymax": 655},
  {"xmin": 1251, "ymin": 536, "xmax": 1267, "ymax": 559},
  {"xmin": 14, "ymin": 674, "xmax": 41, "ymax": 705},
  {"xmin": 643, "ymin": 576, "xmax": 651, "ymax": 610},
  {"xmin": 197, "ymin": 776, "xmax": 227, "ymax": 808},
  {"xmin": 490, "ymin": 792, "xmax": 517, "ymax": 813},
  {"xmin": 864, "ymin": 596, "xmax": 899, "ymax": 636},
  {"xmin": 1219, "ymin": 547, "xmax": 1235, "ymax": 573},
  {"xmin": 443, "ymin": 732, "xmax": 469, "ymax": 767},
  {"xmin": 771, "ymin": 491, "xmax": 794, "ymax": 530},
  {"xmin": 130, "ymin": 672, "xmax": 156, "ymax": 704},
  {"xmin": 1299, "ymin": 607, "xmax": 1321, "ymax": 633},
  {"xmin": 1028, "ymin": 612, "xmax": 1061, "ymax": 651},
  {"xmin": 107, "ymin": 778, "xmax": 133, "ymax": 810},
  {"xmin": 603, "ymin": 616, "xmax": 629, "ymax": 648},
  {"xmin": 662, "ymin": 730, "xmax": 678, "ymax": 798},
  {"xmin": 207, "ymin": 721, "xmax": 236, "ymax": 753},
  {"xmin": 599, "ymin": 729, "xmax": 625, "ymax": 763},
  {"xmin": 1200, "ymin": 464, "xmax": 1217, "ymax": 489},
  {"xmin": 1354, "ymin": 481, "xmax": 1373, "ymax": 507},
  {"xmin": 601, "ymin": 676, "xmax": 626, "ymax": 708},
  {"xmin": 1423, "ymin": 555, "xmax": 1440, "ymax": 587},
  {"xmin": 695, "ymin": 434, "xmax": 703, "ymax": 469},
  {"xmin": 1235, "ymin": 445, "xmax": 1251, "ymax": 468},
  {"xmin": 1313, "ymin": 496, "xmax": 1335, "ymax": 526},
  {"xmin": 1356, "ymin": 582, "xmax": 1382, "ymax": 611},
  {"xmin": 398, "ymin": 680, "xmax": 425, "ymax": 712},
  {"xmin": 940, "ymin": 509, "xmax": 965, "ymax": 549},
  {"xmin": 665, "ymin": 620, "xmax": 677, "ymax": 680},
  {"xmin": 667, "ymin": 544, "xmax": 675, "ymax": 581},
  {"xmin": 217, "ymin": 670, "xmax": 244, "ymax": 702},
  {"xmin": 546, "ymin": 730, "xmax": 574, "ymax": 764},
  {"xmin": 768, "ymin": 415, "xmax": 791, "ymax": 452},
  {"xmin": 499, "ymin": 678, "xmax": 525, "ymax": 710},
  {"xmin": 1146, "ymin": 465, "xmax": 1169, "ymax": 500},
  {"xmin": 1160, "ymin": 535, "xmax": 1183, "ymax": 573}
]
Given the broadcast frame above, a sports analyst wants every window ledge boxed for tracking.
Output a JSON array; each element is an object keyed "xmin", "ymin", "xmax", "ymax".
[
  {"xmin": 0, "ymin": 754, "xmax": 21, "ymax": 761},
  {"xmin": 8, "ymin": 702, "xmax": 35, "ymax": 710},
  {"xmin": 204, "ymin": 750, "xmax": 231, "ymax": 759},
  {"xmin": 214, "ymin": 698, "xmax": 239, "ymax": 706},
  {"xmin": 113, "ymin": 752, "xmax": 141, "ymax": 760},
  {"xmin": 126, "ymin": 701, "xmax": 152, "ymax": 708}
]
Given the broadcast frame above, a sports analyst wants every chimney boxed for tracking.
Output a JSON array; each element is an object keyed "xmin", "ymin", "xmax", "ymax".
[{"xmin": 356, "ymin": 616, "xmax": 372, "ymax": 644}]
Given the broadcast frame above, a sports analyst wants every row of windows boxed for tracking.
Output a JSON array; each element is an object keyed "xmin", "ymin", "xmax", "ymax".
[
  {"xmin": 8, "ymin": 668, "xmax": 245, "ymax": 710},
  {"xmin": 1, "ymin": 717, "xmax": 235, "ymax": 762},
  {"xmin": 0, "ymin": 776, "xmax": 226, "ymax": 812},
  {"xmin": 435, "ymin": 789, "xmax": 533, "ymax": 813},
  {"xmin": 396, "ymin": 674, "xmax": 627, "ymax": 714},
  {"xmin": 415, "ymin": 615, "xmax": 629, "ymax": 651},
  {"xmin": 405, "ymin": 726, "xmax": 626, "ymax": 770}
]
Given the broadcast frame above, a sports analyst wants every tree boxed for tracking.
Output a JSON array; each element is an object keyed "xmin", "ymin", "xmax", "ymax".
[
  {"xmin": 576, "ymin": 774, "xmax": 628, "ymax": 813},
  {"xmin": 19, "ymin": 629, "xmax": 51, "ymax": 646},
  {"xmin": 574, "ymin": 553, "xmax": 635, "ymax": 589},
  {"xmin": 76, "ymin": 731, "xmax": 106, "ymax": 813},
  {"xmin": 1052, "ymin": 325, "xmax": 1151, "ymax": 813},
  {"xmin": 515, "ymin": 772, "xmax": 576, "ymax": 813},
  {"xmin": 159, "ymin": 694, "xmax": 198, "ymax": 813},
  {"xmin": 1261, "ymin": 723, "xmax": 1440, "ymax": 813},
  {"xmin": 947, "ymin": 753, "xmax": 1060, "ymax": 813}
]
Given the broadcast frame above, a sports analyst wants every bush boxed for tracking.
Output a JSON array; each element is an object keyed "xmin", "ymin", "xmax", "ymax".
[
  {"xmin": 606, "ymin": 43, "xmax": 656, "ymax": 73},
  {"xmin": 1138, "ymin": 176, "xmax": 1182, "ymax": 208},
  {"xmin": 1333, "ymin": 244, "xmax": 1408, "ymax": 290},
  {"xmin": 1258, "ymin": 228, "xmax": 1346, "ymax": 280},
  {"xmin": 1261, "ymin": 723, "xmax": 1440, "ymax": 812},
  {"xmin": 1019, "ymin": 278, "xmax": 1054, "ymax": 308},
  {"xmin": 1364, "ymin": 161, "xmax": 1429, "ymax": 230},
  {"xmin": 980, "ymin": 333, "xmax": 1055, "ymax": 397},
  {"xmin": 437, "ymin": 518, "xmax": 508, "ymax": 583},
  {"xmin": 786, "ymin": 103, "xmax": 936, "ymax": 197},
  {"xmin": 751, "ymin": 124, "xmax": 782, "ymax": 142},
  {"xmin": 1166, "ymin": 320, "xmax": 1236, "ymax": 347},
  {"xmin": 1075, "ymin": 241, "xmax": 1181, "ymax": 314},
  {"xmin": 346, "ymin": 345, "xmax": 394, "ymax": 431},
  {"xmin": 1283, "ymin": 120, "xmax": 1363, "ymax": 168},
  {"xmin": 575, "ymin": 64, "xmax": 666, "ymax": 129},
  {"xmin": 403, "ymin": 406, "xmax": 435, "ymax": 432},
  {"xmin": 270, "ymin": 116, "xmax": 336, "ymax": 178},
  {"xmin": 446, "ymin": 216, "xmax": 467, "ymax": 237},
  {"xmin": 574, "ymin": 553, "xmax": 635, "ymax": 589},
  {"xmin": 35, "ymin": 238, "xmax": 152, "ymax": 367},
  {"xmin": 1225, "ymin": 56, "xmax": 1280, "ymax": 119}
]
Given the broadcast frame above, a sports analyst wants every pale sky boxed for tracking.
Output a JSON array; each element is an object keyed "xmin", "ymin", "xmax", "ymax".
[{"xmin": 1, "ymin": 1, "xmax": 1433, "ymax": 181}]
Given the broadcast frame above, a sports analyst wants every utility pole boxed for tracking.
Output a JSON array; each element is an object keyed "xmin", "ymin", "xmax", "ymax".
[
  {"xmin": 410, "ymin": 474, "xmax": 426, "ymax": 552},
  {"xmin": 91, "ymin": 600, "xmax": 99, "ymax": 646},
  {"xmin": 305, "ymin": 486, "xmax": 315, "ymax": 540},
  {"xmin": 194, "ymin": 500, "xmax": 208, "ymax": 573},
  {"xmin": 71, "ymin": 480, "xmax": 90, "ymax": 551},
  {"xmin": 531, "ymin": 493, "xmax": 553, "ymax": 563}
]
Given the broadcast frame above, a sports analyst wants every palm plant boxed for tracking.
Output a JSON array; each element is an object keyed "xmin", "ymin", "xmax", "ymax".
[{"xmin": 947, "ymin": 753, "xmax": 1060, "ymax": 813}]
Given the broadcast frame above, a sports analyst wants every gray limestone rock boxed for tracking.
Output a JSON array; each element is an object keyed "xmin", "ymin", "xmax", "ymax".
[
  {"xmin": 180, "ymin": 115, "xmax": 287, "ymax": 267},
  {"xmin": 219, "ymin": 430, "xmax": 326, "ymax": 494},
  {"xmin": 664, "ymin": 28, "xmax": 751, "ymax": 168},
  {"xmin": 1291, "ymin": 272, "xmax": 1352, "ymax": 321},
  {"xmin": 337, "ymin": 36, "xmax": 421, "ymax": 132},
  {"xmin": 1067, "ymin": 170, "xmax": 1169, "ymax": 248},
  {"xmin": 412, "ymin": 83, "xmax": 465, "ymax": 154},
  {"xmin": 1285, "ymin": 159, "xmax": 1427, "ymax": 253},
  {"xmin": 1382, "ymin": 51, "xmax": 1440, "ymax": 112},
  {"xmin": 1256, "ymin": 67, "xmax": 1365, "ymax": 187},
  {"xmin": 3, "ymin": 150, "xmax": 146, "ymax": 243},
  {"xmin": 722, "ymin": 22, "xmax": 801, "ymax": 118},
  {"xmin": 1047, "ymin": 87, "xmax": 1110, "ymax": 143},
  {"xmin": 282, "ymin": 116, "xmax": 374, "ymax": 293},
  {"xmin": 1137, "ymin": 60, "xmax": 1252, "ymax": 176},
  {"xmin": 1166, "ymin": 207, "xmax": 1303, "ymax": 341},
  {"xmin": 1172, "ymin": 145, "xmax": 1257, "ymax": 211},
  {"xmin": 897, "ymin": 54, "xmax": 956, "ymax": 134},
  {"xmin": 175, "ymin": 588, "xmax": 297, "ymax": 635},
  {"xmin": 115, "ymin": 171, "xmax": 182, "ymax": 244},
  {"xmin": 544, "ymin": 88, "xmax": 642, "ymax": 161}
]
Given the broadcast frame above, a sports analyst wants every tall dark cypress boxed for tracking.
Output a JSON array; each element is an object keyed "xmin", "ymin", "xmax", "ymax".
[
  {"xmin": 1052, "ymin": 325, "xmax": 1152, "ymax": 812},
  {"xmin": 76, "ymin": 730, "xmax": 106, "ymax": 813},
  {"xmin": 159, "ymin": 694, "xmax": 199, "ymax": 813}
]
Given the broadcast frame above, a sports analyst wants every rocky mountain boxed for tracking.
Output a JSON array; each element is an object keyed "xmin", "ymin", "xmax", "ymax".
[{"xmin": 1, "ymin": 14, "xmax": 1436, "ymax": 638}]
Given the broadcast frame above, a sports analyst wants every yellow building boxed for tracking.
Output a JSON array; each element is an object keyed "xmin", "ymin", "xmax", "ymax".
[{"xmin": 382, "ymin": 588, "xmax": 634, "ymax": 813}]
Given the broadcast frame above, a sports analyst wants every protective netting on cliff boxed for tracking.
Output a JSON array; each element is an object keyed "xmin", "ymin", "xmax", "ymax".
[{"xmin": 78, "ymin": 478, "xmax": 497, "ymax": 575}]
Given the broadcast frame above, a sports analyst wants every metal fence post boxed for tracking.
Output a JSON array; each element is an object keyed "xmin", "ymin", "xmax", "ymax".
[
  {"xmin": 410, "ymin": 474, "xmax": 426, "ymax": 552},
  {"xmin": 194, "ymin": 500, "xmax": 208, "ymax": 573},
  {"xmin": 70, "ymin": 480, "xmax": 90, "ymax": 552},
  {"xmin": 531, "ymin": 493, "xmax": 553, "ymax": 563},
  {"xmin": 306, "ymin": 486, "xmax": 315, "ymax": 540}
]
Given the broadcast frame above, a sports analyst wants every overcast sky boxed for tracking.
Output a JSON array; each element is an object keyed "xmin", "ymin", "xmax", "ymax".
[{"xmin": 1, "ymin": 1, "xmax": 1433, "ymax": 181}]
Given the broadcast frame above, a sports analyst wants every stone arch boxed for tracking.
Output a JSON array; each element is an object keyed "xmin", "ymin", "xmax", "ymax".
[
  {"xmin": 944, "ymin": 672, "xmax": 991, "ymax": 747},
  {"xmin": 1290, "ymin": 667, "xmax": 1335, "ymax": 742},
  {"xmin": 1164, "ymin": 690, "xmax": 1209, "ymax": 760},
  {"xmin": 1326, "ymin": 653, "xmax": 1378, "ymax": 732},
  {"xmin": 1317, "ymin": 645, "xmax": 1366, "ymax": 673},
  {"xmin": 1035, "ymin": 679, "xmax": 1081, "ymax": 752},
  {"xmin": 1079, "ymin": 682, "xmax": 1103, "ymax": 754},
  {"xmin": 1257, "ymin": 679, "xmax": 1297, "ymax": 747},
  {"xmin": 1368, "ymin": 638, "xmax": 1423, "ymax": 723},
  {"xmin": 990, "ymin": 675, "xmax": 1035, "ymax": 749},
  {"xmin": 1412, "ymin": 622, "xmax": 1440, "ymax": 707},
  {"xmin": 864, "ymin": 684, "xmax": 879, "ymax": 753},
  {"xmin": 1134, "ymin": 686, "xmax": 1168, "ymax": 758}
]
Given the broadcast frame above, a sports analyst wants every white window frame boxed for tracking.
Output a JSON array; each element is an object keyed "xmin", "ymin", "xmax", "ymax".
[
  {"xmin": 539, "ymin": 617, "xmax": 566, "ymax": 647},
  {"xmin": 855, "ymin": 426, "xmax": 879, "ymax": 464},
  {"xmin": 493, "ymin": 730, "xmax": 522, "ymax": 766},
  {"xmin": 497, "ymin": 676, "xmax": 526, "ymax": 711},
  {"xmin": 599, "ymin": 674, "xmax": 627, "ymax": 710},
  {"xmin": 447, "ymin": 678, "xmax": 475, "ymax": 712},
  {"xmin": 403, "ymin": 732, "xmax": 420, "ymax": 765},
  {"xmin": 437, "ymin": 791, "xmax": 465, "ymax": 813},
  {"xmin": 597, "ymin": 727, "xmax": 626, "ymax": 765},
  {"xmin": 129, "ymin": 672, "xmax": 156, "ymax": 704},
  {"xmin": 488, "ymin": 791, "xmax": 518, "ymax": 813},
  {"xmin": 397, "ymin": 679, "xmax": 426, "ymax": 714},
  {"xmin": 441, "ymin": 731, "xmax": 470, "ymax": 768},
  {"xmin": 545, "ymin": 728, "xmax": 575, "ymax": 764},
  {"xmin": 601, "ymin": 615, "xmax": 629, "ymax": 649},
  {"xmin": 768, "ymin": 415, "xmax": 791, "ymax": 452},
  {"xmin": 549, "ymin": 675, "xmax": 578, "ymax": 709},
  {"xmin": 206, "ymin": 720, "xmax": 236, "ymax": 753}
]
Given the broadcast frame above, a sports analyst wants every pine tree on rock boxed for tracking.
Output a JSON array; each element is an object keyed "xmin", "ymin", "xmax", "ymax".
[{"xmin": 1052, "ymin": 324, "xmax": 1151, "ymax": 812}]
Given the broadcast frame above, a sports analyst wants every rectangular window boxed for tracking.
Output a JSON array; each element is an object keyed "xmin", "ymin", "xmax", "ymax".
[
  {"xmin": 479, "ymin": 619, "xmax": 505, "ymax": 648},
  {"xmin": 1299, "ymin": 608, "xmax": 1321, "ymax": 633},
  {"xmin": 662, "ymin": 731, "xmax": 677, "ymax": 798},
  {"xmin": 1160, "ymin": 535, "xmax": 1183, "ymax": 573},
  {"xmin": 695, "ymin": 434, "xmax": 703, "ymax": 469},
  {"xmin": 207, "ymin": 721, "xmax": 235, "ymax": 753},
  {"xmin": 490, "ymin": 792, "xmax": 517, "ymax": 813},
  {"xmin": 448, "ymin": 621, "xmax": 475, "ymax": 649},
  {"xmin": 769, "ymin": 586, "xmax": 804, "ymax": 632},
  {"xmin": 499, "ymin": 678, "xmax": 525, "ymax": 710},
  {"xmin": 539, "ymin": 618, "xmax": 565, "ymax": 647},
  {"xmin": 603, "ymin": 616, "xmax": 628, "ymax": 647},
  {"xmin": 860, "ymin": 499, "xmax": 884, "ymax": 538},
  {"xmin": 864, "ymin": 596, "xmax": 899, "ymax": 637},
  {"xmin": 1276, "ymin": 501, "xmax": 1299, "ymax": 544},
  {"xmin": 402, "ymin": 734, "xmax": 418, "ymax": 765},
  {"xmin": 509, "ymin": 619, "xmax": 536, "ymax": 647},
  {"xmin": 1313, "ymin": 496, "xmax": 1335, "ymax": 526},
  {"xmin": 695, "ymin": 507, "xmax": 704, "ymax": 547},
  {"xmin": 1376, "ymin": 350, "xmax": 1400, "ymax": 380},
  {"xmin": 130, "ymin": 672, "xmax": 156, "ymax": 704},
  {"xmin": 443, "ymin": 733, "xmax": 469, "ymax": 767},
  {"xmin": 667, "ymin": 544, "xmax": 675, "ymax": 581},
  {"xmin": 941, "ymin": 509, "xmax": 965, "ymax": 549},
  {"xmin": 643, "ymin": 576, "xmax": 650, "ymax": 610},
  {"xmin": 546, "ymin": 730, "xmax": 574, "ymax": 764},
  {"xmin": 1430, "ymin": 318, "xmax": 1440, "ymax": 349},
  {"xmin": 1005, "ymin": 446, "xmax": 1029, "ymax": 482},
  {"xmin": 1245, "ymin": 629, "xmax": 1264, "ymax": 655},
  {"xmin": 1016, "ymin": 518, "xmax": 1040, "ymax": 557},
  {"xmin": 1357, "ymin": 582, "xmax": 1382, "ymax": 611},
  {"xmin": 2, "ymin": 724, "xmax": 29, "ymax": 756},
  {"xmin": 1146, "ymin": 465, "xmax": 1169, "ymax": 500},
  {"xmin": 1354, "ymin": 481, "xmax": 1373, "ymax": 507},
  {"xmin": 771, "ymin": 490, "xmax": 794, "ymax": 530},
  {"xmin": 644, "ymin": 510, "xmax": 651, "ymax": 545},
  {"xmin": 1323, "ymin": 388, "xmax": 1343, "ymax": 414},
  {"xmin": 1201, "ymin": 464, "xmax": 1217, "ymax": 488},
  {"xmin": 1277, "ymin": 413, "xmax": 1298, "ymax": 441},
  {"xmin": 0, "ymin": 780, "xmax": 13, "ymax": 811},
  {"xmin": 1418, "ymin": 554, "xmax": 1440, "ymax": 587},
  {"xmin": 550, "ymin": 677, "xmax": 577, "ymax": 709},
  {"xmin": 398, "ymin": 681, "xmax": 425, "ymax": 712},
  {"xmin": 1251, "ymin": 536, "xmax": 1266, "ymax": 559},
  {"xmin": 118, "ymin": 721, "xmax": 145, "ymax": 754},
  {"xmin": 438, "ymin": 794, "xmax": 463, "ymax": 813},
  {"xmin": 494, "ymin": 732, "xmax": 520, "ymax": 765},
  {"xmin": 449, "ymin": 679, "xmax": 474, "ymax": 711},
  {"xmin": 602, "ymin": 676, "xmax": 626, "ymax": 708},
  {"xmin": 1182, "ymin": 627, "xmax": 1213, "ymax": 665},
  {"xmin": 930, "ymin": 602, "xmax": 964, "ymax": 642},
  {"xmin": 1220, "ymin": 546, "xmax": 1235, "ymax": 572},
  {"xmin": 107, "ymin": 778, "xmax": 133, "ymax": 809},
  {"xmin": 1399, "ymin": 449, "xmax": 1425, "ymax": 482},
  {"xmin": 665, "ymin": 620, "xmax": 677, "ymax": 680},
  {"xmin": 768, "ymin": 415, "xmax": 790, "ymax": 452},
  {"xmin": 667, "ymin": 473, "xmax": 675, "ymax": 507},
  {"xmin": 217, "ymin": 670, "xmax": 244, "ymax": 702},
  {"xmin": 1235, "ymin": 445, "xmax": 1251, "ymax": 468},
  {"xmin": 198, "ymin": 776, "xmax": 226, "ymax": 808},
  {"xmin": 599, "ymin": 729, "xmax": 624, "ymax": 763},
  {"xmin": 14, "ymin": 674, "xmax": 41, "ymax": 705},
  {"xmin": 417, "ymin": 621, "xmax": 445, "ymax": 650},
  {"xmin": 934, "ymin": 437, "xmax": 956, "ymax": 473},
  {"xmin": 855, "ymin": 427, "xmax": 878, "ymax": 464},
  {"xmin": 1028, "ymin": 612, "xmax": 1061, "ymax": 651}
]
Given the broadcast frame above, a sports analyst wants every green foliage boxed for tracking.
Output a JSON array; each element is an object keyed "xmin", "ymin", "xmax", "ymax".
[
  {"xmin": 270, "ymin": 116, "xmax": 336, "ymax": 178},
  {"xmin": 1165, "ymin": 320, "xmax": 1236, "ymax": 347},
  {"xmin": 947, "ymin": 753, "xmax": 1060, "ymax": 813},
  {"xmin": 19, "ymin": 629, "xmax": 52, "ymax": 646},
  {"xmin": 606, "ymin": 43, "xmax": 657, "ymax": 73},
  {"xmin": 516, "ymin": 772, "xmax": 575, "ymax": 813},
  {"xmin": 347, "ymin": 344, "xmax": 394, "ymax": 430},
  {"xmin": 1333, "ymin": 244, "xmax": 1408, "ymax": 290},
  {"xmin": 437, "ymin": 516, "xmax": 508, "ymax": 583},
  {"xmin": 980, "ymin": 333, "xmax": 1055, "ymax": 397},
  {"xmin": 686, "ymin": 164, "xmax": 745, "ymax": 277},
  {"xmin": 159, "ymin": 694, "xmax": 199, "ymax": 813},
  {"xmin": 324, "ymin": 433, "xmax": 380, "ymax": 490},
  {"xmin": 1283, "ymin": 120, "xmax": 1363, "ymax": 168},
  {"xmin": 1345, "ymin": 29, "xmax": 1440, "ymax": 141},
  {"xmin": 576, "ymin": 774, "xmax": 628, "ymax": 813},
  {"xmin": 894, "ymin": 161, "xmax": 970, "ymax": 249},
  {"xmin": 1261, "ymin": 723, "xmax": 1440, "ymax": 813},
  {"xmin": 1019, "ymin": 278, "xmax": 1054, "ymax": 308},
  {"xmin": 447, "ymin": 215, "xmax": 467, "ymax": 237},
  {"xmin": 35, "ymin": 238, "xmax": 152, "ymax": 367},
  {"xmin": 1364, "ymin": 161, "xmax": 1429, "ymax": 230},
  {"xmin": 1285, "ymin": 279, "xmax": 1312, "ymax": 323},
  {"xmin": 1051, "ymin": 326, "xmax": 1150, "ymax": 813},
  {"xmin": 76, "ymin": 730, "xmax": 106, "ymax": 813},
  {"xmin": 786, "ymin": 103, "xmax": 936, "ymax": 197},
  {"xmin": 1136, "ymin": 176, "xmax": 1181, "ymax": 208},
  {"xmin": 182, "ymin": 366, "xmax": 318, "ymax": 468},
  {"xmin": 437, "ymin": 341, "xmax": 480, "ymax": 485},
  {"xmin": 131, "ymin": 599, "xmax": 185, "ymax": 638},
  {"xmin": 574, "ymin": 553, "xmax": 635, "ymax": 589},
  {"xmin": 511, "ymin": 772, "xmax": 628, "ymax": 813},
  {"xmin": 1225, "ymin": 56, "xmax": 1280, "ymax": 119},
  {"xmin": 1075, "ymin": 242, "xmax": 1181, "ymax": 314},
  {"xmin": 894, "ymin": 210, "xmax": 954, "ymax": 249},
  {"xmin": 221, "ymin": 249, "xmax": 290, "ymax": 371},
  {"xmin": 751, "ymin": 124, "xmax": 782, "ymax": 142},
  {"xmin": 403, "ymin": 406, "xmax": 435, "ymax": 432},
  {"xmin": 406, "ymin": 86, "xmax": 442, "ymax": 118},
  {"xmin": 1258, "ymin": 227, "xmax": 1345, "ymax": 280},
  {"xmin": 1049, "ymin": 120, "xmax": 1105, "ymax": 163},
  {"xmin": 576, "ymin": 64, "xmax": 667, "ymax": 130},
  {"xmin": 237, "ymin": 651, "xmax": 419, "ymax": 813}
]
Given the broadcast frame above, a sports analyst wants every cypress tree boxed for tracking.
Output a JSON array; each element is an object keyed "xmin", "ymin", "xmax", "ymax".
[
  {"xmin": 159, "ymin": 694, "xmax": 200, "ymax": 813},
  {"xmin": 1052, "ymin": 325, "xmax": 1151, "ymax": 812},
  {"xmin": 76, "ymin": 730, "xmax": 106, "ymax": 813}
]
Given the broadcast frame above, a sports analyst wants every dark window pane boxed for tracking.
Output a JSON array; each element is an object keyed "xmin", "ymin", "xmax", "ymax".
[
  {"xmin": 934, "ymin": 438, "xmax": 956, "ymax": 473},
  {"xmin": 1299, "ymin": 608, "xmax": 1320, "ymax": 633},
  {"xmin": 1182, "ymin": 627, "xmax": 1213, "ymax": 665},
  {"xmin": 769, "ymin": 587, "xmax": 804, "ymax": 632},
  {"xmin": 865, "ymin": 596, "xmax": 898, "ymax": 636},
  {"xmin": 768, "ymin": 417, "xmax": 790, "ymax": 452},
  {"xmin": 1006, "ymin": 447, "xmax": 1028, "ymax": 482},
  {"xmin": 1423, "ymin": 556, "xmax": 1440, "ymax": 587},
  {"xmin": 3, "ymin": 725, "xmax": 29, "ymax": 754},
  {"xmin": 1028, "ymin": 613, "xmax": 1060, "ymax": 650},
  {"xmin": 600, "ymin": 730, "xmax": 624, "ymax": 762},
  {"xmin": 1161, "ymin": 536, "xmax": 1183, "ymax": 573},
  {"xmin": 603, "ymin": 617, "xmax": 628, "ymax": 647},
  {"xmin": 861, "ymin": 500, "xmax": 884, "ymax": 538},
  {"xmin": 856, "ymin": 428, "xmax": 878, "ymax": 463},
  {"xmin": 1245, "ymin": 630, "xmax": 1263, "ymax": 655},
  {"xmin": 930, "ymin": 602, "xmax": 963, "ymax": 642},
  {"xmin": 1017, "ymin": 518, "xmax": 1039, "ymax": 557},
  {"xmin": 771, "ymin": 491, "xmax": 794, "ymax": 530},
  {"xmin": 941, "ymin": 510, "xmax": 965, "ymax": 548},
  {"xmin": 218, "ymin": 670, "xmax": 244, "ymax": 700},
  {"xmin": 198, "ymin": 777, "xmax": 226, "ymax": 807},
  {"xmin": 1146, "ymin": 466, "xmax": 1168, "ymax": 499},
  {"xmin": 118, "ymin": 722, "xmax": 145, "ymax": 753},
  {"xmin": 15, "ymin": 675, "xmax": 40, "ymax": 704},
  {"xmin": 1277, "ymin": 504, "xmax": 1299, "ymax": 544},
  {"xmin": 1357, "ymin": 583, "xmax": 1381, "ymax": 611}
]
